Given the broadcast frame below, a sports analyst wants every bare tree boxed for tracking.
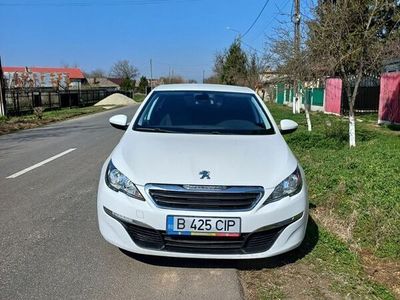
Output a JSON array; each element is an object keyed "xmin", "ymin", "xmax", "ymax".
[
  {"xmin": 109, "ymin": 60, "xmax": 139, "ymax": 79},
  {"xmin": 87, "ymin": 68, "xmax": 106, "ymax": 78},
  {"xmin": 61, "ymin": 62, "xmax": 79, "ymax": 68},
  {"xmin": 307, "ymin": 0, "xmax": 400, "ymax": 147},
  {"xmin": 246, "ymin": 52, "xmax": 266, "ymax": 89},
  {"xmin": 265, "ymin": 26, "xmax": 314, "ymax": 131},
  {"xmin": 159, "ymin": 75, "xmax": 185, "ymax": 84},
  {"xmin": 204, "ymin": 75, "xmax": 221, "ymax": 84}
]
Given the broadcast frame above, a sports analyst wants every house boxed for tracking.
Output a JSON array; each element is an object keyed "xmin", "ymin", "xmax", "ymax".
[
  {"xmin": 107, "ymin": 78, "xmax": 125, "ymax": 87},
  {"xmin": 86, "ymin": 77, "xmax": 120, "ymax": 91},
  {"xmin": 383, "ymin": 58, "xmax": 400, "ymax": 73},
  {"xmin": 3, "ymin": 66, "xmax": 85, "ymax": 90}
]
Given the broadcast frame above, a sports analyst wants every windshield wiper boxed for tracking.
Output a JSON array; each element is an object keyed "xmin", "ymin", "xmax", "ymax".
[{"xmin": 135, "ymin": 127, "xmax": 177, "ymax": 133}]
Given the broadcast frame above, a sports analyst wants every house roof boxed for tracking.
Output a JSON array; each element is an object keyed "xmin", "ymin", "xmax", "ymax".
[
  {"xmin": 87, "ymin": 77, "xmax": 119, "ymax": 88},
  {"xmin": 107, "ymin": 77, "xmax": 124, "ymax": 86},
  {"xmin": 3, "ymin": 66, "xmax": 85, "ymax": 79}
]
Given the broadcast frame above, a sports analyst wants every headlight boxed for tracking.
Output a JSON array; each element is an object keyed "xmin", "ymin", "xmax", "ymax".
[
  {"xmin": 265, "ymin": 167, "xmax": 302, "ymax": 204},
  {"xmin": 105, "ymin": 160, "xmax": 145, "ymax": 201}
]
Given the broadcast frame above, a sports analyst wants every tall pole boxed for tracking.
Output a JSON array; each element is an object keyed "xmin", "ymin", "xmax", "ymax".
[
  {"xmin": 150, "ymin": 59, "xmax": 153, "ymax": 90},
  {"xmin": 202, "ymin": 70, "xmax": 205, "ymax": 83},
  {"xmin": 0, "ymin": 74, "xmax": 4, "ymax": 117},
  {"xmin": 293, "ymin": 0, "xmax": 301, "ymax": 114},
  {"xmin": 0, "ymin": 57, "xmax": 5, "ymax": 117}
]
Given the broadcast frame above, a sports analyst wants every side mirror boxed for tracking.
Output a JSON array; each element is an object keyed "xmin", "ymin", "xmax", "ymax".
[
  {"xmin": 109, "ymin": 114, "xmax": 129, "ymax": 130},
  {"xmin": 280, "ymin": 119, "xmax": 298, "ymax": 135}
]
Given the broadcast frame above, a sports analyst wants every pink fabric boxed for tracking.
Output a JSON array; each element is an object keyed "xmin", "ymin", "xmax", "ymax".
[
  {"xmin": 379, "ymin": 72, "xmax": 400, "ymax": 124},
  {"xmin": 325, "ymin": 78, "xmax": 342, "ymax": 115}
]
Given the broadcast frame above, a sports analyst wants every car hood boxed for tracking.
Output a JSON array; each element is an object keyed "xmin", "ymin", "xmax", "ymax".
[{"xmin": 111, "ymin": 131, "xmax": 298, "ymax": 188}]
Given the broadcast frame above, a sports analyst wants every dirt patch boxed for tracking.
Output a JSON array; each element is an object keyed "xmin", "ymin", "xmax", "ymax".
[
  {"xmin": 240, "ymin": 262, "xmax": 342, "ymax": 300},
  {"xmin": 313, "ymin": 206, "xmax": 360, "ymax": 251},
  {"xmin": 0, "ymin": 106, "xmax": 105, "ymax": 136},
  {"xmin": 361, "ymin": 253, "xmax": 400, "ymax": 298},
  {"xmin": 0, "ymin": 119, "xmax": 51, "ymax": 135},
  {"xmin": 313, "ymin": 208, "xmax": 400, "ymax": 298}
]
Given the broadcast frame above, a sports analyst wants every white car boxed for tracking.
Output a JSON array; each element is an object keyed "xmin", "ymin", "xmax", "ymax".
[{"xmin": 97, "ymin": 84, "xmax": 308, "ymax": 259}]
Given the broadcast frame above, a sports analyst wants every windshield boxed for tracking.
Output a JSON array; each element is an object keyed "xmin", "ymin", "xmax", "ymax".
[{"xmin": 133, "ymin": 91, "xmax": 275, "ymax": 135}]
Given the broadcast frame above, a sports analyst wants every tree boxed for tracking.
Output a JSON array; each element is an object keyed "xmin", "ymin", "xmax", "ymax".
[
  {"xmin": 121, "ymin": 78, "xmax": 135, "ymax": 91},
  {"xmin": 307, "ymin": 0, "xmax": 400, "ymax": 147},
  {"xmin": 138, "ymin": 76, "xmax": 148, "ymax": 93},
  {"xmin": 204, "ymin": 75, "xmax": 220, "ymax": 84},
  {"xmin": 87, "ymin": 68, "xmax": 106, "ymax": 78},
  {"xmin": 212, "ymin": 39, "xmax": 265, "ymax": 88},
  {"xmin": 246, "ymin": 52, "xmax": 264, "ymax": 89},
  {"xmin": 219, "ymin": 39, "xmax": 248, "ymax": 85},
  {"xmin": 109, "ymin": 60, "xmax": 139, "ymax": 79},
  {"xmin": 265, "ymin": 26, "xmax": 313, "ymax": 131},
  {"xmin": 160, "ymin": 75, "xmax": 185, "ymax": 84}
]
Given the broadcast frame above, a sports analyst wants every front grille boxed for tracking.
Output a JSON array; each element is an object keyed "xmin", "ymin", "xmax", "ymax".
[
  {"xmin": 119, "ymin": 220, "xmax": 286, "ymax": 254},
  {"xmin": 148, "ymin": 185, "xmax": 264, "ymax": 210},
  {"xmin": 123, "ymin": 222, "xmax": 164, "ymax": 250}
]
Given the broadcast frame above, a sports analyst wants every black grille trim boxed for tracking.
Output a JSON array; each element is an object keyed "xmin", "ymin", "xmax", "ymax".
[
  {"xmin": 147, "ymin": 185, "xmax": 264, "ymax": 211},
  {"xmin": 104, "ymin": 207, "xmax": 302, "ymax": 255}
]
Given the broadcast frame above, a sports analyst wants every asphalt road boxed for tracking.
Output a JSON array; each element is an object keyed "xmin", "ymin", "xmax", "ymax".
[{"xmin": 0, "ymin": 106, "xmax": 243, "ymax": 300}]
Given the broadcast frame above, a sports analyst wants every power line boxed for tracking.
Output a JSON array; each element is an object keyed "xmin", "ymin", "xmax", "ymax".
[
  {"xmin": 241, "ymin": 0, "xmax": 271, "ymax": 38},
  {"xmin": 249, "ymin": 0, "xmax": 292, "ymax": 42}
]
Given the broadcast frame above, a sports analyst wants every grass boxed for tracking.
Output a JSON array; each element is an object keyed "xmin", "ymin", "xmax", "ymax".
[
  {"xmin": 240, "ymin": 103, "xmax": 398, "ymax": 299},
  {"xmin": 0, "ymin": 106, "xmax": 106, "ymax": 135},
  {"xmin": 240, "ymin": 218, "xmax": 395, "ymax": 299},
  {"xmin": 133, "ymin": 93, "xmax": 146, "ymax": 102},
  {"xmin": 303, "ymin": 227, "xmax": 394, "ymax": 299},
  {"xmin": 268, "ymin": 103, "xmax": 400, "ymax": 260}
]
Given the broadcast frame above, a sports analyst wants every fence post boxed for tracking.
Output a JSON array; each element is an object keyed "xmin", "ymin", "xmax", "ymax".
[{"xmin": 16, "ymin": 91, "xmax": 20, "ymax": 115}]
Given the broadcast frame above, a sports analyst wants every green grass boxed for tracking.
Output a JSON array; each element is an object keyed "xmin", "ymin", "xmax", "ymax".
[
  {"xmin": 259, "ymin": 286, "xmax": 285, "ymax": 300},
  {"xmin": 303, "ymin": 226, "xmax": 394, "ymax": 299},
  {"xmin": 241, "ymin": 218, "xmax": 394, "ymax": 299},
  {"xmin": 267, "ymin": 103, "xmax": 400, "ymax": 259},
  {"xmin": 133, "ymin": 93, "xmax": 146, "ymax": 102}
]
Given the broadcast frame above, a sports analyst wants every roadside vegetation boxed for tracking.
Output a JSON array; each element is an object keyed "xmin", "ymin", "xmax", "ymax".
[
  {"xmin": 133, "ymin": 93, "xmax": 146, "ymax": 102},
  {"xmin": 0, "ymin": 106, "xmax": 106, "ymax": 135},
  {"xmin": 240, "ymin": 103, "xmax": 399, "ymax": 299}
]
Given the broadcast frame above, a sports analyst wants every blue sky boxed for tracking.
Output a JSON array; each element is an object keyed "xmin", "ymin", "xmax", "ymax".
[{"xmin": 0, "ymin": 0, "xmax": 297, "ymax": 82}]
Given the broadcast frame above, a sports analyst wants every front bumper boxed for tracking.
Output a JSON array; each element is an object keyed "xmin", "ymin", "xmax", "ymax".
[{"xmin": 97, "ymin": 164, "xmax": 309, "ymax": 259}]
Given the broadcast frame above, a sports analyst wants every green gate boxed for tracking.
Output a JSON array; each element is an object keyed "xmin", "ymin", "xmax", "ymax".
[
  {"xmin": 276, "ymin": 83, "xmax": 285, "ymax": 104},
  {"xmin": 312, "ymin": 88, "xmax": 324, "ymax": 106}
]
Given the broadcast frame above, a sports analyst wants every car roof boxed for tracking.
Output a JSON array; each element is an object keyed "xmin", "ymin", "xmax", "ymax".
[{"xmin": 152, "ymin": 84, "xmax": 255, "ymax": 94}]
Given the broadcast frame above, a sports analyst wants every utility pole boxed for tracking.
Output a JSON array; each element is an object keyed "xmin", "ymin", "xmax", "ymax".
[
  {"xmin": 0, "ymin": 74, "xmax": 4, "ymax": 117},
  {"xmin": 293, "ymin": 0, "xmax": 301, "ymax": 114},
  {"xmin": 150, "ymin": 59, "xmax": 153, "ymax": 90},
  {"xmin": 0, "ymin": 57, "xmax": 5, "ymax": 117},
  {"xmin": 202, "ymin": 70, "xmax": 205, "ymax": 83},
  {"xmin": 168, "ymin": 66, "xmax": 171, "ymax": 84}
]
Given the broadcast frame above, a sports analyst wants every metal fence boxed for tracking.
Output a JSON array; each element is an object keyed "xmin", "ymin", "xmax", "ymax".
[
  {"xmin": 341, "ymin": 76, "xmax": 380, "ymax": 113},
  {"xmin": 4, "ymin": 88, "xmax": 133, "ymax": 116}
]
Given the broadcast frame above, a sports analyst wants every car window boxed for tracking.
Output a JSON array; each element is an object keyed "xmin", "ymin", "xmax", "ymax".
[{"xmin": 134, "ymin": 91, "xmax": 275, "ymax": 135}]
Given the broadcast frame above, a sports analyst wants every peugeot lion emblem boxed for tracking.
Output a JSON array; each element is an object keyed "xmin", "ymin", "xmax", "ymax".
[{"xmin": 199, "ymin": 170, "xmax": 210, "ymax": 179}]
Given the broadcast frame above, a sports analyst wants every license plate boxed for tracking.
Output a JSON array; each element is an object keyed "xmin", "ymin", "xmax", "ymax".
[{"xmin": 166, "ymin": 216, "xmax": 241, "ymax": 237}]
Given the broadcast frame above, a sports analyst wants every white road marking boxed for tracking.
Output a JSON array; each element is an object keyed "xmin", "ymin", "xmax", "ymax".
[{"xmin": 6, "ymin": 148, "xmax": 77, "ymax": 179}]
